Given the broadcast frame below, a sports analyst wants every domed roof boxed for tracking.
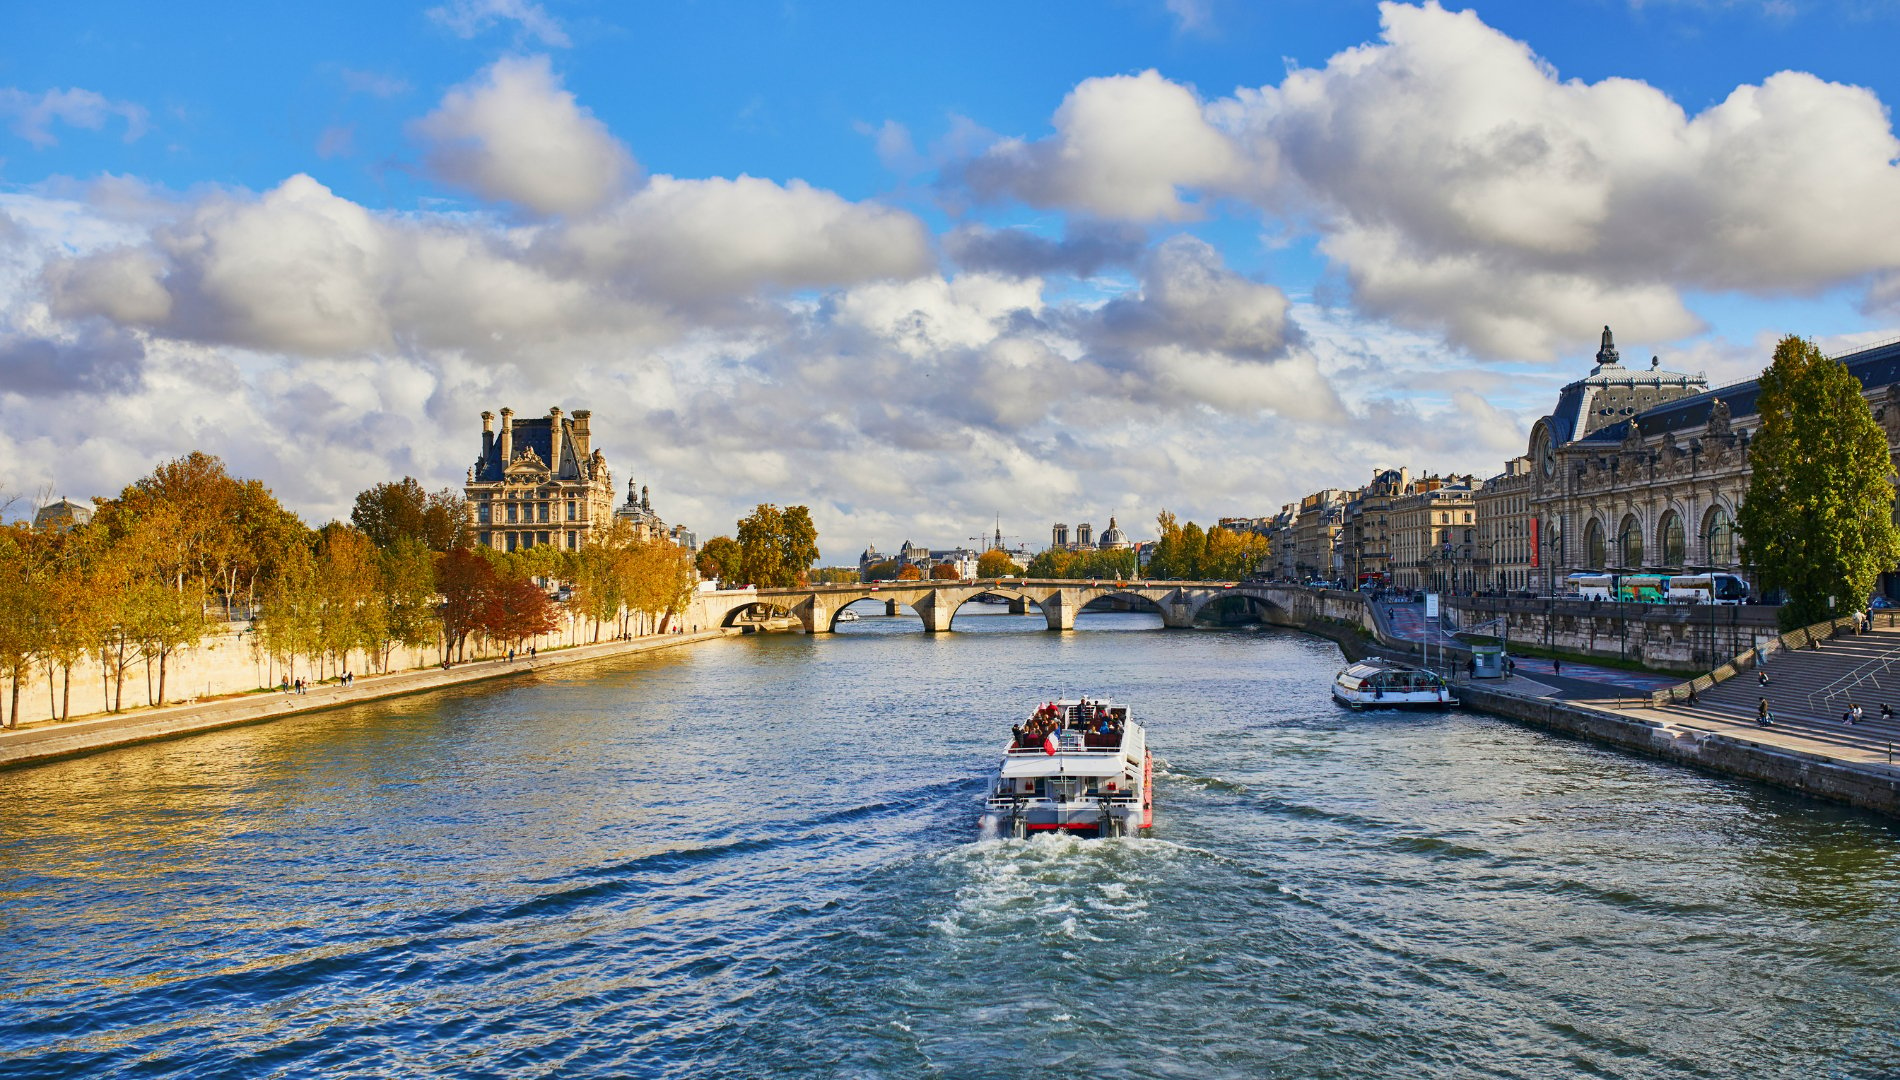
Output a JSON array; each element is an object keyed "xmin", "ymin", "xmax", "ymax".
[{"xmin": 1099, "ymin": 516, "xmax": 1128, "ymax": 547}]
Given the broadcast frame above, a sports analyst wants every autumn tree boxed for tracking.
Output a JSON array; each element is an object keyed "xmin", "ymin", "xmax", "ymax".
[
  {"xmin": 1739, "ymin": 335, "xmax": 1900, "ymax": 629},
  {"xmin": 734, "ymin": 504, "xmax": 820, "ymax": 587},
  {"xmin": 977, "ymin": 549, "xmax": 1017, "ymax": 578},
  {"xmin": 896, "ymin": 563, "xmax": 924, "ymax": 581},
  {"xmin": 436, "ymin": 547, "xmax": 498, "ymax": 662},
  {"xmin": 352, "ymin": 477, "xmax": 471, "ymax": 552},
  {"xmin": 930, "ymin": 562, "xmax": 962, "ymax": 580},
  {"xmin": 0, "ymin": 526, "xmax": 50, "ymax": 727}
]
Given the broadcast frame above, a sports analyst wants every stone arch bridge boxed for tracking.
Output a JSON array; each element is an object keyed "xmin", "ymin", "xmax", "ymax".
[{"xmin": 697, "ymin": 579, "xmax": 1330, "ymax": 634}]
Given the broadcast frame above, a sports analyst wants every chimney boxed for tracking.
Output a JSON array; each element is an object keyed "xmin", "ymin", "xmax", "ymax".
[
  {"xmin": 481, "ymin": 411, "xmax": 494, "ymax": 466},
  {"xmin": 499, "ymin": 407, "xmax": 515, "ymax": 466},
  {"xmin": 548, "ymin": 406, "xmax": 565, "ymax": 478},
  {"xmin": 571, "ymin": 409, "xmax": 592, "ymax": 462}
]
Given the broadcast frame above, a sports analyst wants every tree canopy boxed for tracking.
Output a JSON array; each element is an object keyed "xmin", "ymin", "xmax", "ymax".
[
  {"xmin": 734, "ymin": 504, "xmax": 820, "ymax": 587},
  {"xmin": 976, "ymin": 549, "xmax": 1017, "ymax": 578},
  {"xmin": 351, "ymin": 477, "xmax": 470, "ymax": 552},
  {"xmin": 1739, "ymin": 335, "xmax": 1900, "ymax": 630},
  {"xmin": 1144, "ymin": 511, "xmax": 1269, "ymax": 580}
]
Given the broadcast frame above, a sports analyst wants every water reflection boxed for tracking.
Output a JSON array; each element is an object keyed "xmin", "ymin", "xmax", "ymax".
[{"xmin": 0, "ymin": 616, "xmax": 1896, "ymax": 1077}]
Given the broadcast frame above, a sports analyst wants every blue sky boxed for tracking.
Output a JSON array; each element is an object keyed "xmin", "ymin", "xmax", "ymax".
[{"xmin": 5, "ymin": 0, "xmax": 1900, "ymax": 557}]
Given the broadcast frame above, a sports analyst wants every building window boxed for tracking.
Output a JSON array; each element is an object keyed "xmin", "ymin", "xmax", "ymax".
[
  {"xmin": 567, "ymin": 501, "xmax": 576, "ymax": 521},
  {"xmin": 1705, "ymin": 506, "xmax": 1734, "ymax": 565},
  {"xmin": 1619, "ymin": 514, "xmax": 1644, "ymax": 568},
  {"xmin": 507, "ymin": 533, "xmax": 518, "ymax": 552},
  {"xmin": 478, "ymin": 504, "xmax": 490, "ymax": 523},
  {"xmin": 568, "ymin": 530, "xmax": 578, "ymax": 549},
  {"xmin": 1585, "ymin": 519, "xmax": 1606, "ymax": 570},
  {"xmin": 480, "ymin": 531, "xmax": 491, "ymax": 547},
  {"xmin": 538, "ymin": 502, "xmax": 550, "ymax": 523},
  {"xmin": 539, "ymin": 531, "xmax": 550, "ymax": 546},
  {"xmin": 1659, "ymin": 512, "xmax": 1685, "ymax": 568},
  {"xmin": 507, "ymin": 504, "xmax": 518, "ymax": 523}
]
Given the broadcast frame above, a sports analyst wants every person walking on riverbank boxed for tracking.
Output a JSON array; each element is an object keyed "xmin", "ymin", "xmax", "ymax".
[{"xmin": 1757, "ymin": 698, "xmax": 1773, "ymax": 726}]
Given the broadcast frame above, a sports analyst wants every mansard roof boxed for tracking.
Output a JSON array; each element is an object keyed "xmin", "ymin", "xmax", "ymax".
[
  {"xmin": 1575, "ymin": 336, "xmax": 1900, "ymax": 447},
  {"xmin": 1546, "ymin": 326, "xmax": 1705, "ymax": 446},
  {"xmin": 475, "ymin": 415, "xmax": 587, "ymax": 483}
]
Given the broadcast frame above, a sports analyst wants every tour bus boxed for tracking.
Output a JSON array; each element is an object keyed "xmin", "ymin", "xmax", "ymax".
[
  {"xmin": 1665, "ymin": 573, "xmax": 1750, "ymax": 605},
  {"xmin": 1570, "ymin": 573, "xmax": 1617, "ymax": 601},
  {"xmin": 1616, "ymin": 574, "xmax": 1670, "ymax": 603}
]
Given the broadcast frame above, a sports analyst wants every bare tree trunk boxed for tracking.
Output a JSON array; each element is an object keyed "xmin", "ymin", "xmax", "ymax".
[
  {"xmin": 60, "ymin": 664, "xmax": 71, "ymax": 721},
  {"xmin": 156, "ymin": 650, "xmax": 168, "ymax": 707}
]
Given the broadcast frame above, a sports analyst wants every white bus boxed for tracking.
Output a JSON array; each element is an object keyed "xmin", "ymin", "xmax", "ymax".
[
  {"xmin": 1570, "ymin": 573, "xmax": 1617, "ymax": 601},
  {"xmin": 1665, "ymin": 573, "xmax": 1749, "ymax": 605}
]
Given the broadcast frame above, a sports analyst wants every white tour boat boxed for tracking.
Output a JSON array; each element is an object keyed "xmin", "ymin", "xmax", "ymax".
[
  {"xmin": 1331, "ymin": 658, "xmax": 1457, "ymax": 710},
  {"xmin": 835, "ymin": 608, "xmax": 861, "ymax": 622},
  {"xmin": 981, "ymin": 698, "xmax": 1153, "ymax": 839}
]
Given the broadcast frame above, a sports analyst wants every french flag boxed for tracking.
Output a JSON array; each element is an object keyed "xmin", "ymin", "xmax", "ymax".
[{"xmin": 1043, "ymin": 730, "xmax": 1060, "ymax": 755}]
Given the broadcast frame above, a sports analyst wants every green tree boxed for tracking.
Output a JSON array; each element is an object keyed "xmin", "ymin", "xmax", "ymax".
[
  {"xmin": 734, "ymin": 504, "xmax": 821, "ymax": 588},
  {"xmin": 696, "ymin": 535, "xmax": 742, "ymax": 584},
  {"xmin": 977, "ymin": 549, "xmax": 1016, "ymax": 578},
  {"xmin": 1740, "ymin": 335, "xmax": 1900, "ymax": 629},
  {"xmin": 379, "ymin": 538, "xmax": 441, "ymax": 670},
  {"xmin": 862, "ymin": 559, "xmax": 900, "ymax": 581},
  {"xmin": 0, "ymin": 526, "xmax": 49, "ymax": 727},
  {"xmin": 352, "ymin": 477, "xmax": 470, "ymax": 552}
]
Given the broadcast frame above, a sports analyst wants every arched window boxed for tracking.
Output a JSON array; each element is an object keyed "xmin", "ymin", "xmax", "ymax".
[
  {"xmin": 1659, "ymin": 512, "xmax": 1685, "ymax": 567},
  {"xmin": 1705, "ymin": 506, "xmax": 1734, "ymax": 565},
  {"xmin": 1619, "ymin": 514, "xmax": 1644, "ymax": 567},
  {"xmin": 1585, "ymin": 519, "xmax": 1606, "ymax": 570}
]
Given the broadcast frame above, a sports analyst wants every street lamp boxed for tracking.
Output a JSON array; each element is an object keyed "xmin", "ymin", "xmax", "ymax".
[{"xmin": 1706, "ymin": 516, "xmax": 1733, "ymax": 665}]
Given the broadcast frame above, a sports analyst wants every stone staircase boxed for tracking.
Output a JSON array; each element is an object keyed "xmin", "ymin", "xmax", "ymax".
[{"xmin": 1656, "ymin": 626, "xmax": 1900, "ymax": 753}]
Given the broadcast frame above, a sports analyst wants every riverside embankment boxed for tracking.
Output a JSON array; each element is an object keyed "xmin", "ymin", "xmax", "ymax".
[
  {"xmin": 0, "ymin": 628, "xmax": 737, "ymax": 770},
  {"xmin": 1268, "ymin": 585, "xmax": 1900, "ymax": 817}
]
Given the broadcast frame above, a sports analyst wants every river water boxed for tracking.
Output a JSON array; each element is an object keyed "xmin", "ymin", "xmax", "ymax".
[{"xmin": 2, "ymin": 607, "xmax": 1898, "ymax": 1079}]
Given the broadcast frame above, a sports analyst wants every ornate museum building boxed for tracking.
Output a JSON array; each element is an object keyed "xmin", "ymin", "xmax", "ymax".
[
  {"xmin": 465, "ymin": 407, "xmax": 618, "ymax": 552},
  {"xmin": 1524, "ymin": 327, "xmax": 1900, "ymax": 596}
]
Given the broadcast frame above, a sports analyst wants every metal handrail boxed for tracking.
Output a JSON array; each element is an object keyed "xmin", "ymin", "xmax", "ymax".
[{"xmin": 1806, "ymin": 635, "xmax": 1900, "ymax": 712}]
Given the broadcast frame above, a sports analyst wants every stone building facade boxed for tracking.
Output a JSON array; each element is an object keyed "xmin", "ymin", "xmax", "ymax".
[
  {"xmin": 1475, "ymin": 457, "xmax": 1534, "ymax": 593},
  {"xmin": 465, "ymin": 406, "xmax": 617, "ymax": 552},
  {"xmin": 1390, "ymin": 475, "xmax": 1477, "ymax": 592},
  {"xmin": 1523, "ymin": 330, "xmax": 1900, "ymax": 598}
]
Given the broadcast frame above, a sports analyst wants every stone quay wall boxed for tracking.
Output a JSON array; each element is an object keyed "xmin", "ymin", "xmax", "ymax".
[
  {"xmin": 1443, "ymin": 597, "xmax": 1782, "ymax": 672},
  {"xmin": 1460, "ymin": 684, "xmax": 1900, "ymax": 818},
  {"xmin": 0, "ymin": 629, "xmax": 738, "ymax": 771},
  {"xmin": 7, "ymin": 599, "xmax": 720, "ymax": 727}
]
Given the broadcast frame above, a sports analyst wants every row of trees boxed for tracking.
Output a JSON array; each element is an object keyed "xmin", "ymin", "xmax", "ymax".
[
  {"xmin": 0, "ymin": 457, "xmax": 699, "ymax": 728},
  {"xmin": 1144, "ymin": 512, "xmax": 1272, "ymax": 580},
  {"xmin": 696, "ymin": 504, "xmax": 820, "ymax": 588}
]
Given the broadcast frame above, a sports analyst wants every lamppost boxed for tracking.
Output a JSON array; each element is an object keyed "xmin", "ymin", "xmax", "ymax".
[
  {"xmin": 1707, "ymin": 516, "xmax": 1733, "ymax": 665},
  {"xmin": 1613, "ymin": 522, "xmax": 1641, "ymax": 663},
  {"xmin": 1541, "ymin": 523, "xmax": 1561, "ymax": 650}
]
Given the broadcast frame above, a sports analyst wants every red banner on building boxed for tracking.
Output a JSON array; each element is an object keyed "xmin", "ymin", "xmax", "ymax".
[{"xmin": 1530, "ymin": 518, "xmax": 1541, "ymax": 568}]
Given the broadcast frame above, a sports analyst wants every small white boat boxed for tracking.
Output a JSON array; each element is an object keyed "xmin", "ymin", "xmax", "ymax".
[
  {"xmin": 980, "ymin": 698, "xmax": 1152, "ymax": 838},
  {"xmin": 1332, "ymin": 658, "xmax": 1457, "ymax": 710},
  {"xmin": 835, "ymin": 609, "xmax": 861, "ymax": 622}
]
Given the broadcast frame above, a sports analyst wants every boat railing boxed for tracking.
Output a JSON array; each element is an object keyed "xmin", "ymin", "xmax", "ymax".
[{"xmin": 1004, "ymin": 742, "xmax": 1123, "ymax": 755}]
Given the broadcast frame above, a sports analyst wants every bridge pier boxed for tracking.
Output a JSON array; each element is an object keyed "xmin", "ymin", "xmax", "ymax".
[
  {"xmin": 1042, "ymin": 591, "xmax": 1077, "ymax": 631},
  {"xmin": 794, "ymin": 597, "xmax": 833, "ymax": 634},
  {"xmin": 1008, "ymin": 597, "xmax": 1027, "ymax": 616},
  {"xmin": 910, "ymin": 591, "xmax": 956, "ymax": 633},
  {"xmin": 885, "ymin": 599, "xmax": 900, "ymax": 617},
  {"xmin": 1161, "ymin": 601, "xmax": 1198, "ymax": 629}
]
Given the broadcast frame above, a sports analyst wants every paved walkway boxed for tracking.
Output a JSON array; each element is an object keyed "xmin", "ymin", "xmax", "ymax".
[
  {"xmin": 0, "ymin": 629, "xmax": 736, "ymax": 769},
  {"xmin": 1374, "ymin": 599, "xmax": 1680, "ymax": 698}
]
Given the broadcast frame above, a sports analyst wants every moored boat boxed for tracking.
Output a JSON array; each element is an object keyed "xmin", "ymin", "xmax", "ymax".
[
  {"xmin": 980, "ymin": 698, "xmax": 1152, "ymax": 839},
  {"xmin": 1332, "ymin": 658, "xmax": 1457, "ymax": 710},
  {"xmin": 835, "ymin": 608, "xmax": 860, "ymax": 622}
]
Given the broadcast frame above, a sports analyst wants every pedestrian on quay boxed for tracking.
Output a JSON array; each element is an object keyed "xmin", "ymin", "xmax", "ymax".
[
  {"xmin": 1883, "ymin": 704, "xmax": 1894, "ymax": 721},
  {"xmin": 1758, "ymin": 668, "xmax": 1770, "ymax": 686},
  {"xmin": 1757, "ymin": 698, "xmax": 1773, "ymax": 726},
  {"xmin": 1552, "ymin": 657, "xmax": 1562, "ymax": 675},
  {"xmin": 1852, "ymin": 703, "xmax": 1864, "ymax": 725}
]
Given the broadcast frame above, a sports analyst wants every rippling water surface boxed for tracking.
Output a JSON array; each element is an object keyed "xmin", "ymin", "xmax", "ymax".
[{"xmin": 3, "ymin": 608, "xmax": 1898, "ymax": 1079}]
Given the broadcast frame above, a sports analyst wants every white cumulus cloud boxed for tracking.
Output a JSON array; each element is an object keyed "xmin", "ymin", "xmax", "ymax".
[{"xmin": 414, "ymin": 55, "xmax": 635, "ymax": 216}]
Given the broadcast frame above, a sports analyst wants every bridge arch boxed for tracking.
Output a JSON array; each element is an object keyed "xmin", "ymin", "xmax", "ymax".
[
  {"xmin": 827, "ymin": 593, "xmax": 925, "ymax": 631},
  {"xmin": 944, "ymin": 589, "xmax": 1051, "ymax": 630}
]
